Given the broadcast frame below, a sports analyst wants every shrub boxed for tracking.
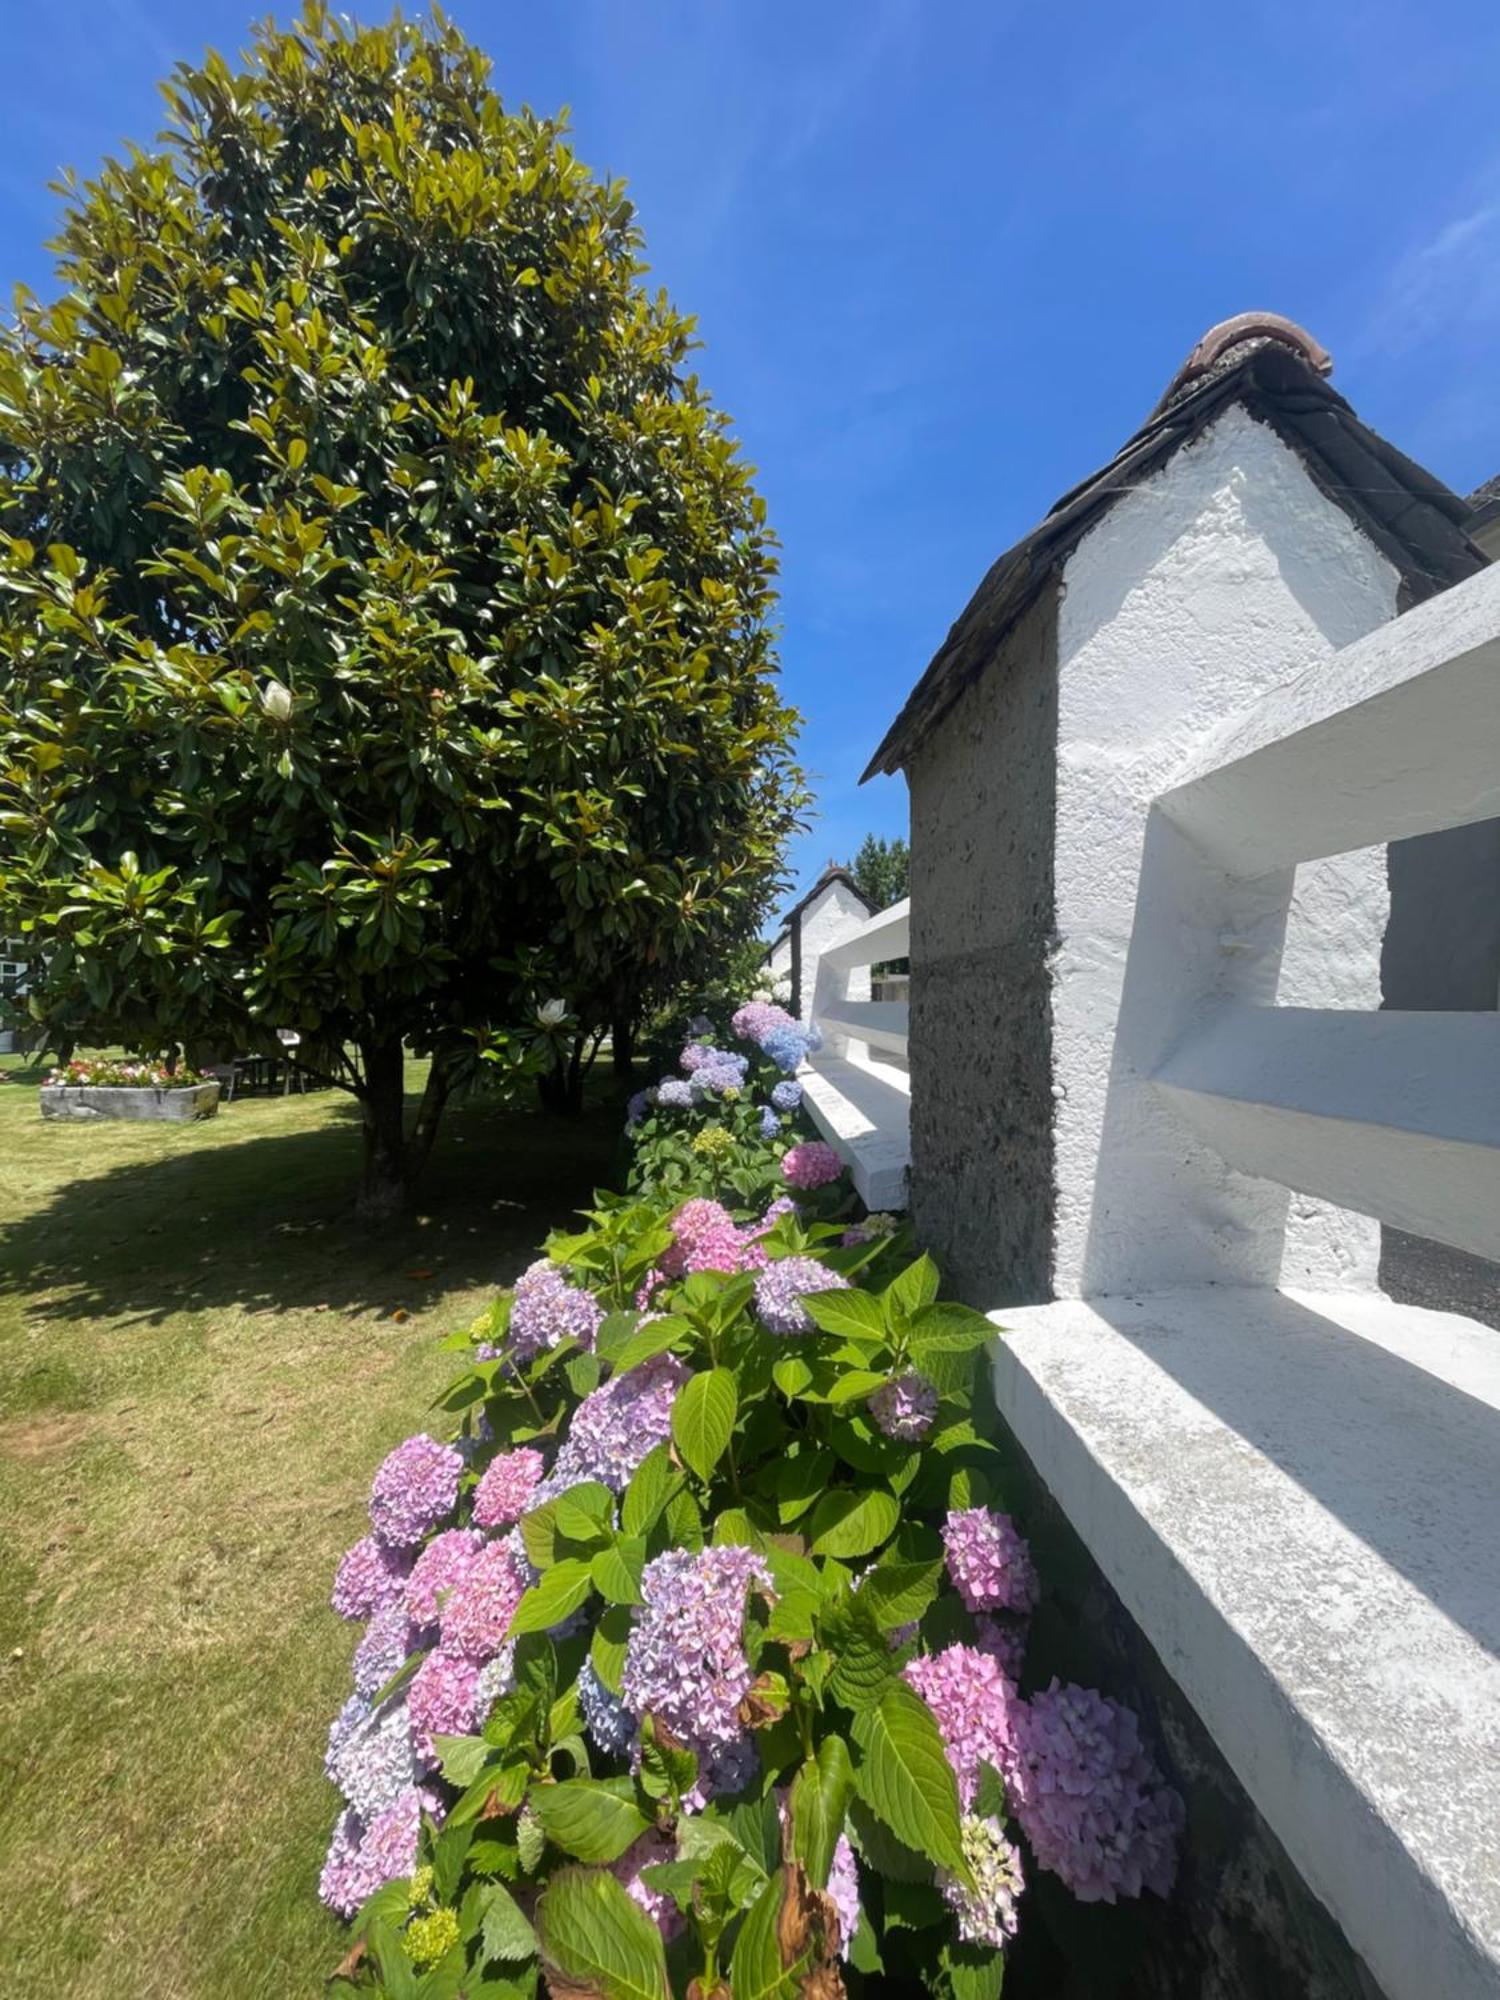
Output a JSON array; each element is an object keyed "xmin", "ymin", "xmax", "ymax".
[{"xmin": 317, "ymin": 1151, "xmax": 1183, "ymax": 1991}]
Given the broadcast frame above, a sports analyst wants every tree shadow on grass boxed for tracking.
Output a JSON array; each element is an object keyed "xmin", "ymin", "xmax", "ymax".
[{"xmin": 0, "ymin": 1087, "xmax": 624, "ymax": 1328}]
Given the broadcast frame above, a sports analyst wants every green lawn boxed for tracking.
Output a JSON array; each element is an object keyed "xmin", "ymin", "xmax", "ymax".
[{"xmin": 0, "ymin": 1058, "xmax": 617, "ymax": 1998}]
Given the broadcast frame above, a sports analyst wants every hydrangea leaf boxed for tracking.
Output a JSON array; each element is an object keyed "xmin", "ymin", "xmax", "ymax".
[
  {"xmin": 845, "ymin": 1799, "xmax": 933, "ymax": 1884},
  {"xmin": 607, "ymin": 1315, "xmax": 690, "ymax": 1378},
  {"xmin": 727, "ymin": 1868, "xmax": 804, "ymax": 2000},
  {"xmin": 883, "ymin": 1253, "xmax": 941, "ymax": 1323},
  {"xmin": 432, "ymin": 1733, "xmax": 493, "ymax": 1788},
  {"xmin": 554, "ymin": 1483, "xmax": 615, "ymax": 1547},
  {"xmin": 507, "ymin": 1558, "xmax": 594, "ymax": 1638},
  {"xmin": 857, "ymin": 1556, "xmax": 944, "ymax": 1632},
  {"xmin": 940, "ymin": 1938, "xmax": 1008, "ymax": 2000},
  {"xmin": 772, "ymin": 1355, "xmax": 814, "ymax": 1399},
  {"xmin": 670, "ymin": 1366, "xmax": 737, "ymax": 1485},
  {"xmin": 807, "ymin": 1485, "xmax": 899, "ymax": 1559},
  {"xmin": 620, "ymin": 1443, "xmax": 680, "ymax": 1537},
  {"xmin": 789, "ymin": 1733, "xmax": 854, "ymax": 1889},
  {"xmin": 974, "ymin": 1758, "xmax": 1008, "ymax": 1820},
  {"xmin": 850, "ymin": 1681, "xmax": 967, "ymax": 1881},
  {"xmin": 531, "ymin": 1778, "xmax": 651, "ymax": 1863},
  {"xmin": 591, "ymin": 1536, "xmax": 646, "ymax": 1606},
  {"xmin": 799, "ymin": 1287, "xmax": 887, "ymax": 1342},
  {"xmin": 766, "ymin": 1447, "xmax": 834, "ymax": 1524},
  {"xmin": 537, "ymin": 1866, "xmax": 672, "ymax": 2000},
  {"xmin": 474, "ymin": 1880, "xmax": 538, "ymax": 1966},
  {"xmin": 826, "ymin": 1368, "xmax": 891, "ymax": 1408},
  {"xmin": 590, "ymin": 1604, "xmax": 633, "ymax": 1698}
]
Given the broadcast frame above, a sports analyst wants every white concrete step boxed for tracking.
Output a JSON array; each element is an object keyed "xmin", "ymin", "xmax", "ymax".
[
  {"xmin": 800, "ymin": 1053, "xmax": 910, "ymax": 1209},
  {"xmin": 992, "ymin": 1287, "xmax": 1500, "ymax": 2000}
]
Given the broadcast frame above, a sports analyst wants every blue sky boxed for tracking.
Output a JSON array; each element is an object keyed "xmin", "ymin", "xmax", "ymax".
[{"xmin": 4, "ymin": 3, "xmax": 1499, "ymax": 922}]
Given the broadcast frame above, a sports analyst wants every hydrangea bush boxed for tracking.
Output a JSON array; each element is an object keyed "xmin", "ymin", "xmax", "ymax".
[
  {"xmin": 624, "ymin": 1005, "xmax": 833, "ymax": 1209},
  {"xmin": 320, "ymin": 1088, "xmax": 1182, "ymax": 1996}
]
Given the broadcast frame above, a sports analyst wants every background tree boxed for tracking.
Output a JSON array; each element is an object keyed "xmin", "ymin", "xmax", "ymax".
[
  {"xmin": 850, "ymin": 833, "xmax": 909, "ymax": 911},
  {"xmin": 0, "ymin": 4, "xmax": 805, "ymax": 1216}
]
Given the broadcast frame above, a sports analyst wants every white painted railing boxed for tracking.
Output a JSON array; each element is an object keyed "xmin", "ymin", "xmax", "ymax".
[{"xmin": 799, "ymin": 896, "xmax": 911, "ymax": 1208}]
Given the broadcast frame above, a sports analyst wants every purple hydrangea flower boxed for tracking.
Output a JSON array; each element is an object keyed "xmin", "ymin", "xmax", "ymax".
[
  {"xmin": 760, "ymin": 1024, "xmax": 810, "ymax": 1074},
  {"xmin": 770, "ymin": 1079, "xmax": 803, "ymax": 1112},
  {"xmin": 544, "ymin": 1353, "xmax": 688, "ymax": 1494},
  {"xmin": 325, "ymin": 1693, "xmax": 371, "ymax": 1784},
  {"xmin": 330, "ymin": 1697, "xmax": 420, "ymax": 1821},
  {"xmin": 408, "ymin": 1647, "xmax": 483, "ymax": 1765},
  {"xmin": 404, "ymin": 1528, "xmax": 485, "ymax": 1627},
  {"xmin": 353, "ymin": 1601, "xmax": 419, "ymax": 1699},
  {"xmin": 318, "ymin": 1785, "xmax": 445, "ymax": 1918},
  {"xmin": 620, "ymin": 1545, "xmax": 773, "ymax": 1772},
  {"xmin": 943, "ymin": 1506, "xmax": 1040, "ymax": 1616},
  {"xmin": 827, "ymin": 1832, "xmax": 861, "ymax": 1957},
  {"xmin": 613, "ymin": 1829, "xmax": 684, "ymax": 1941},
  {"xmin": 974, "ymin": 1614, "xmax": 1030, "ymax": 1682},
  {"xmin": 868, "ymin": 1371, "xmax": 938, "ymax": 1441},
  {"xmin": 732, "ymin": 1001, "xmax": 796, "ymax": 1044},
  {"xmin": 1010, "ymin": 1680, "xmax": 1184, "ymax": 1903},
  {"xmin": 475, "ymin": 1646, "xmax": 517, "ymax": 1720},
  {"xmin": 904, "ymin": 1644, "xmax": 1023, "ymax": 1810},
  {"xmin": 369, "ymin": 1436, "xmax": 463, "ymax": 1550},
  {"xmin": 655, "ymin": 1078, "xmax": 695, "ymax": 1111},
  {"xmin": 692, "ymin": 1061, "xmax": 747, "ymax": 1097},
  {"xmin": 472, "ymin": 1447, "xmax": 547, "ymax": 1529},
  {"xmin": 332, "ymin": 1534, "xmax": 413, "ymax": 1620},
  {"xmin": 578, "ymin": 1659, "xmax": 638, "ymax": 1760},
  {"xmin": 753, "ymin": 1255, "xmax": 850, "ymax": 1335},
  {"xmin": 439, "ymin": 1538, "xmax": 528, "ymax": 1661},
  {"xmin": 508, "ymin": 1258, "xmax": 604, "ymax": 1363},
  {"xmin": 759, "ymin": 1106, "xmax": 781, "ymax": 1139},
  {"xmin": 780, "ymin": 1141, "xmax": 844, "ymax": 1190},
  {"xmin": 940, "ymin": 1815, "xmax": 1025, "ymax": 1948},
  {"xmin": 680, "ymin": 1042, "xmax": 715, "ymax": 1073}
]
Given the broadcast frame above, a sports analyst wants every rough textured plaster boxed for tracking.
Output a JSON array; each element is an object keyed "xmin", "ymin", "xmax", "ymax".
[{"xmin": 1054, "ymin": 402, "xmax": 1401, "ymax": 1296}]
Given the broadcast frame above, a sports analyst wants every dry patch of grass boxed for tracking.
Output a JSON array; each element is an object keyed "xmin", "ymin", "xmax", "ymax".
[{"xmin": 0, "ymin": 1061, "xmax": 616, "ymax": 1997}]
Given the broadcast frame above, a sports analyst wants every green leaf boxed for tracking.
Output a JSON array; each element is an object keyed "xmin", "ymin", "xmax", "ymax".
[
  {"xmin": 807, "ymin": 1485, "xmax": 899, "ymax": 1559},
  {"xmin": 846, "ymin": 1799, "xmax": 932, "ymax": 1883},
  {"xmin": 772, "ymin": 1355, "xmax": 814, "ymax": 1399},
  {"xmin": 554, "ymin": 1482, "xmax": 615, "ymax": 1544},
  {"xmin": 519, "ymin": 1499, "xmax": 562, "ymax": 1572},
  {"xmin": 590, "ymin": 1604, "xmax": 633, "ymax": 1696},
  {"xmin": 662, "ymin": 1486, "xmax": 704, "ymax": 1551},
  {"xmin": 507, "ymin": 1558, "xmax": 594, "ymax": 1637},
  {"xmin": 608, "ymin": 1315, "xmax": 689, "ymax": 1376},
  {"xmin": 531, "ymin": 1778, "xmax": 651, "ymax": 1862},
  {"xmin": 850, "ymin": 1682, "xmax": 967, "ymax": 1879},
  {"xmin": 432, "ymin": 1734, "xmax": 493, "ymax": 1788},
  {"xmin": 766, "ymin": 1447, "xmax": 834, "ymax": 1524},
  {"xmin": 789, "ymin": 1734, "xmax": 854, "ymax": 1889},
  {"xmin": 477, "ymin": 1881, "xmax": 538, "ymax": 1965},
  {"xmin": 973, "ymin": 1759, "xmax": 1008, "ymax": 1820},
  {"xmin": 727, "ymin": 1869, "xmax": 802, "ymax": 2000},
  {"xmin": 858, "ymin": 1557, "xmax": 943, "ymax": 1632},
  {"xmin": 670, "ymin": 1367, "xmax": 737, "ymax": 1485},
  {"xmin": 621, "ymin": 1443, "xmax": 679, "ymax": 1537},
  {"xmin": 826, "ymin": 1368, "xmax": 890, "ymax": 1408},
  {"xmin": 825, "ymin": 1603, "xmax": 900, "ymax": 1712},
  {"xmin": 591, "ymin": 1536, "xmax": 646, "ymax": 1606},
  {"xmin": 799, "ymin": 1288, "xmax": 888, "ymax": 1342},
  {"xmin": 884, "ymin": 1252, "xmax": 940, "ymax": 1321},
  {"xmin": 941, "ymin": 1939, "xmax": 1007, "ymax": 1999},
  {"xmin": 537, "ymin": 1865, "xmax": 671, "ymax": 2000}
]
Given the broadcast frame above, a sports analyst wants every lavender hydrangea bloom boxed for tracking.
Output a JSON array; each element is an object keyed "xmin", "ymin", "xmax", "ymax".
[
  {"xmin": 904, "ymin": 1644, "xmax": 1023, "ymax": 1810},
  {"xmin": 680, "ymin": 1042, "xmax": 714, "ymax": 1072},
  {"xmin": 770, "ymin": 1079, "xmax": 802, "ymax": 1112},
  {"xmin": 369, "ymin": 1436, "xmax": 463, "ymax": 1550},
  {"xmin": 942, "ymin": 1506, "xmax": 1040, "ymax": 1616},
  {"xmin": 577, "ymin": 1659, "xmax": 637, "ymax": 1760},
  {"xmin": 353, "ymin": 1602, "xmax": 419, "ymax": 1698},
  {"xmin": 404, "ymin": 1528, "xmax": 485, "ymax": 1627},
  {"xmin": 613, "ymin": 1829, "xmax": 684, "ymax": 1941},
  {"xmin": 974, "ymin": 1614, "xmax": 1030, "ymax": 1683},
  {"xmin": 760, "ymin": 1024, "xmax": 810, "ymax": 1074},
  {"xmin": 1010, "ymin": 1680, "xmax": 1184, "ymax": 1903},
  {"xmin": 939, "ymin": 1815, "xmax": 1025, "ymax": 1948},
  {"xmin": 544, "ymin": 1353, "xmax": 688, "ymax": 1494},
  {"xmin": 318, "ymin": 1785, "xmax": 445, "ymax": 1918},
  {"xmin": 471, "ymin": 1447, "xmax": 547, "ymax": 1529},
  {"xmin": 439, "ymin": 1539, "xmax": 528, "ymax": 1660},
  {"xmin": 332, "ymin": 1534, "xmax": 413, "ymax": 1619},
  {"xmin": 731, "ymin": 1001, "xmax": 795, "ymax": 1044},
  {"xmin": 475, "ymin": 1646, "xmax": 517, "ymax": 1719},
  {"xmin": 868, "ymin": 1371, "xmax": 939, "ymax": 1441},
  {"xmin": 325, "ymin": 1693, "xmax": 371, "ymax": 1784},
  {"xmin": 753, "ymin": 1255, "xmax": 850, "ymax": 1335},
  {"xmin": 331, "ymin": 1698, "xmax": 420, "ymax": 1822},
  {"xmin": 827, "ymin": 1833, "xmax": 861, "ymax": 1957},
  {"xmin": 692, "ymin": 1061, "xmax": 747, "ymax": 1097},
  {"xmin": 759, "ymin": 1106, "xmax": 781, "ymax": 1139},
  {"xmin": 408, "ymin": 1647, "xmax": 483, "ymax": 1764},
  {"xmin": 620, "ymin": 1545, "xmax": 773, "ymax": 1771},
  {"xmin": 508, "ymin": 1258, "xmax": 604, "ymax": 1363}
]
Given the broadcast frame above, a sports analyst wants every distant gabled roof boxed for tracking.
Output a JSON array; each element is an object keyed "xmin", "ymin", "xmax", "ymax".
[
  {"xmin": 1469, "ymin": 473, "xmax": 1500, "ymax": 534},
  {"xmin": 864, "ymin": 315, "xmax": 1485, "ymax": 779},
  {"xmin": 773, "ymin": 865, "xmax": 872, "ymax": 946}
]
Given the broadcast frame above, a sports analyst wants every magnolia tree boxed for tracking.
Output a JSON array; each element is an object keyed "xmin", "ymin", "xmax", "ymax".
[{"xmin": 0, "ymin": 5, "xmax": 804, "ymax": 1214}]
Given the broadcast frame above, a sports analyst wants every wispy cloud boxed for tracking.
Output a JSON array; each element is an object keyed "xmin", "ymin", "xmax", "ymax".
[{"xmin": 1361, "ymin": 168, "xmax": 1500, "ymax": 356}]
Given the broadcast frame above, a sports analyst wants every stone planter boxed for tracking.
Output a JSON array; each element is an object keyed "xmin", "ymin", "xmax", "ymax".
[{"xmin": 39, "ymin": 1081, "xmax": 222, "ymax": 1123}]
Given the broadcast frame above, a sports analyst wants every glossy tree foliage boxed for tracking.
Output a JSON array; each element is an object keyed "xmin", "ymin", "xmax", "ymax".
[{"xmin": 0, "ymin": 4, "xmax": 805, "ymax": 1212}]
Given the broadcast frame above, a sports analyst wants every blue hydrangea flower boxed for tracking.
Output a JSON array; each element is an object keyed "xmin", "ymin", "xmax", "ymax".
[
  {"xmin": 759, "ymin": 1106, "xmax": 781, "ymax": 1139},
  {"xmin": 770, "ymin": 1080, "xmax": 802, "ymax": 1112},
  {"xmin": 578, "ymin": 1659, "xmax": 637, "ymax": 1760},
  {"xmin": 760, "ymin": 1025, "xmax": 810, "ymax": 1074}
]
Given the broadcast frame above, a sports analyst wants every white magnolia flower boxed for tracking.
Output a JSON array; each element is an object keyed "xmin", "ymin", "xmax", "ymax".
[
  {"xmin": 537, "ymin": 999, "xmax": 568, "ymax": 1027},
  {"xmin": 260, "ymin": 678, "xmax": 293, "ymax": 722}
]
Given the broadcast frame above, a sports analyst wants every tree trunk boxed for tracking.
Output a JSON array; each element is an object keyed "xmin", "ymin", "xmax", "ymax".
[
  {"xmin": 358, "ymin": 1037, "xmax": 410, "ymax": 1223},
  {"xmin": 611, "ymin": 1010, "xmax": 636, "ymax": 1087}
]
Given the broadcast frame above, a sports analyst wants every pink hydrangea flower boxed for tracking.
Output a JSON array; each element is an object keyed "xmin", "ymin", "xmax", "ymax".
[
  {"xmin": 408, "ymin": 1647, "xmax": 484, "ymax": 1764},
  {"xmin": 904, "ymin": 1643, "xmax": 1023, "ymax": 1809},
  {"xmin": 404, "ymin": 1527, "xmax": 485, "ymax": 1626},
  {"xmin": 332, "ymin": 1534, "xmax": 413, "ymax": 1620},
  {"xmin": 471, "ymin": 1447, "xmax": 547, "ymax": 1529},
  {"xmin": 318, "ymin": 1785, "xmax": 445, "ymax": 1917},
  {"xmin": 369, "ymin": 1435, "xmax": 464, "ymax": 1549},
  {"xmin": 974, "ymin": 1614, "xmax": 1030, "ymax": 1682},
  {"xmin": 780, "ymin": 1141, "xmax": 844, "ymax": 1190},
  {"xmin": 1010, "ymin": 1681, "xmax": 1183, "ymax": 1903},
  {"xmin": 731, "ymin": 1000, "xmax": 796, "ymax": 1043},
  {"xmin": 942, "ymin": 1506, "xmax": 1040, "ymax": 1615},
  {"xmin": 439, "ymin": 1539, "xmax": 528, "ymax": 1660}
]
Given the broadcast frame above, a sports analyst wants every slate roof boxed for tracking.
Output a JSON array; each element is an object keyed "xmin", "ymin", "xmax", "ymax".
[
  {"xmin": 1468, "ymin": 472, "xmax": 1500, "ymax": 531},
  {"xmin": 864, "ymin": 316, "xmax": 1486, "ymax": 779}
]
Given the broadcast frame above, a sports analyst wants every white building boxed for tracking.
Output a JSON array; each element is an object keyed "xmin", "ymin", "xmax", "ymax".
[{"xmin": 762, "ymin": 864, "xmax": 873, "ymax": 1027}]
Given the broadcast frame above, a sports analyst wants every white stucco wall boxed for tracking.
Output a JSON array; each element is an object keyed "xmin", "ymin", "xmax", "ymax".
[
  {"xmin": 1052, "ymin": 402, "xmax": 1401, "ymax": 1296},
  {"xmin": 795, "ymin": 880, "xmax": 872, "ymax": 1028},
  {"xmin": 765, "ymin": 934, "xmax": 792, "ymax": 985}
]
